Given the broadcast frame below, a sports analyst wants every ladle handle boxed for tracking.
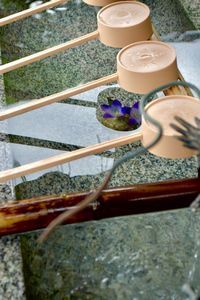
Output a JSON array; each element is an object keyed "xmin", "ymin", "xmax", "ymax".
[
  {"xmin": 151, "ymin": 25, "xmax": 192, "ymax": 96},
  {"xmin": 163, "ymin": 76, "xmax": 192, "ymax": 97},
  {"xmin": 0, "ymin": 30, "xmax": 99, "ymax": 74},
  {"xmin": 0, "ymin": 0, "xmax": 68, "ymax": 27},
  {"xmin": 0, "ymin": 73, "xmax": 117, "ymax": 120},
  {"xmin": 0, "ymin": 131, "xmax": 142, "ymax": 183}
]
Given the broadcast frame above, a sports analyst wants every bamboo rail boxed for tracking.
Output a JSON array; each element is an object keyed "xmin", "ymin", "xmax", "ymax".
[{"xmin": 0, "ymin": 178, "xmax": 199, "ymax": 236}]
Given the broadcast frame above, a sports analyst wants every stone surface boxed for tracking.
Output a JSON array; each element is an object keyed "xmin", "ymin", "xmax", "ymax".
[
  {"xmin": 21, "ymin": 209, "xmax": 200, "ymax": 300},
  {"xmin": 0, "ymin": 68, "xmax": 25, "ymax": 299},
  {"xmin": 179, "ymin": 0, "xmax": 200, "ymax": 29}
]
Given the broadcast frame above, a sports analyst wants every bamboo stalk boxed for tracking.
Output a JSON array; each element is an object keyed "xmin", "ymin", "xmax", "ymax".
[
  {"xmin": 0, "ymin": 178, "xmax": 199, "ymax": 236},
  {"xmin": 0, "ymin": 130, "xmax": 142, "ymax": 183},
  {"xmin": 0, "ymin": 73, "xmax": 117, "ymax": 121},
  {"xmin": 0, "ymin": 31, "xmax": 99, "ymax": 74},
  {"xmin": 0, "ymin": 0, "xmax": 68, "ymax": 27}
]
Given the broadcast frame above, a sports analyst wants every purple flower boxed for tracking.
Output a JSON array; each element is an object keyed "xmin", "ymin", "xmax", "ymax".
[
  {"xmin": 128, "ymin": 102, "xmax": 141, "ymax": 126},
  {"xmin": 100, "ymin": 98, "xmax": 141, "ymax": 131},
  {"xmin": 100, "ymin": 99, "xmax": 130, "ymax": 119}
]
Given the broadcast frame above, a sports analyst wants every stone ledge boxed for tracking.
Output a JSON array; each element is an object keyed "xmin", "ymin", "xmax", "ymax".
[{"xmin": 0, "ymin": 60, "xmax": 25, "ymax": 300}]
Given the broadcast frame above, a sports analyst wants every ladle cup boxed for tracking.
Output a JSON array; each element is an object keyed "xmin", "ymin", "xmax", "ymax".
[
  {"xmin": 141, "ymin": 95, "xmax": 200, "ymax": 158},
  {"xmin": 0, "ymin": 1, "xmax": 152, "ymax": 74},
  {"xmin": 0, "ymin": 41, "xmax": 178, "ymax": 121},
  {"xmin": 0, "ymin": 81, "xmax": 199, "ymax": 183}
]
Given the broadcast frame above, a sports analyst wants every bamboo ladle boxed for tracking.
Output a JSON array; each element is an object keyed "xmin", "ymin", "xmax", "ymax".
[
  {"xmin": 0, "ymin": 1, "xmax": 153, "ymax": 74},
  {"xmin": 0, "ymin": 40, "xmax": 178, "ymax": 121},
  {"xmin": 0, "ymin": 0, "xmax": 68, "ymax": 27},
  {"xmin": 0, "ymin": 81, "xmax": 198, "ymax": 183}
]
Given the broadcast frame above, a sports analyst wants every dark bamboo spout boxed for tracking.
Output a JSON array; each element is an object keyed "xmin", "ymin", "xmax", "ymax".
[{"xmin": 0, "ymin": 177, "xmax": 200, "ymax": 237}]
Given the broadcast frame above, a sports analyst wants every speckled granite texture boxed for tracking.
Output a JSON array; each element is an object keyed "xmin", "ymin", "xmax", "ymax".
[
  {"xmin": 179, "ymin": 0, "xmax": 200, "ymax": 29},
  {"xmin": 0, "ymin": 70, "xmax": 25, "ymax": 299}
]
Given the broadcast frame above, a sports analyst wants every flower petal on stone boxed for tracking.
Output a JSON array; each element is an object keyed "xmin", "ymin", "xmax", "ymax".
[
  {"xmin": 132, "ymin": 101, "xmax": 139, "ymax": 110},
  {"xmin": 128, "ymin": 118, "xmax": 138, "ymax": 125},
  {"xmin": 112, "ymin": 99, "xmax": 122, "ymax": 108},
  {"xmin": 103, "ymin": 113, "xmax": 115, "ymax": 118},
  {"xmin": 129, "ymin": 102, "xmax": 141, "ymax": 125},
  {"xmin": 100, "ymin": 104, "xmax": 111, "ymax": 111},
  {"xmin": 121, "ymin": 106, "xmax": 131, "ymax": 115}
]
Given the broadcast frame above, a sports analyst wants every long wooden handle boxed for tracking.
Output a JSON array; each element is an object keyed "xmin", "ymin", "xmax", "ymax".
[
  {"xmin": 0, "ymin": 73, "xmax": 117, "ymax": 120},
  {"xmin": 0, "ymin": 0, "xmax": 68, "ymax": 27},
  {"xmin": 0, "ymin": 131, "xmax": 142, "ymax": 183},
  {"xmin": 0, "ymin": 31, "xmax": 99, "ymax": 74}
]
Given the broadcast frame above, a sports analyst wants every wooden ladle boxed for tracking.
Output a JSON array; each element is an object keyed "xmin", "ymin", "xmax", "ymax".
[{"xmin": 0, "ymin": 41, "xmax": 178, "ymax": 121}]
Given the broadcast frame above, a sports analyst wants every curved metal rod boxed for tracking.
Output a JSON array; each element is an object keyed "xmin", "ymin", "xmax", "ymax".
[{"xmin": 38, "ymin": 80, "xmax": 200, "ymax": 242}]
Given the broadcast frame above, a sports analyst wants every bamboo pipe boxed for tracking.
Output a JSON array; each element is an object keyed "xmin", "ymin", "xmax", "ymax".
[
  {"xmin": 0, "ymin": 130, "xmax": 142, "ymax": 183},
  {"xmin": 0, "ymin": 0, "xmax": 67, "ymax": 27},
  {"xmin": 0, "ymin": 177, "xmax": 199, "ymax": 236},
  {"xmin": 0, "ymin": 1, "xmax": 152, "ymax": 74}
]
